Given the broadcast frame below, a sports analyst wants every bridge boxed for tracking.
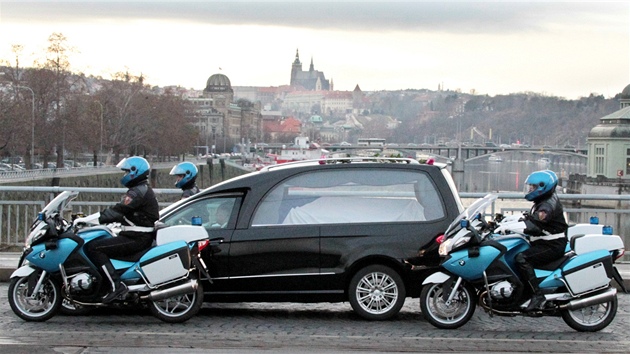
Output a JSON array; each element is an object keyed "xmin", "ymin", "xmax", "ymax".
[
  {"xmin": 255, "ymin": 142, "xmax": 586, "ymax": 160},
  {"xmin": 327, "ymin": 144, "xmax": 587, "ymax": 160}
]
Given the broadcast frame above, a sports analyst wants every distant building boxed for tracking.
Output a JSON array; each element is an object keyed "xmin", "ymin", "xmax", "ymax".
[
  {"xmin": 290, "ymin": 49, "xmax": 331, "ymax": 91},
  {"xmin": 263, "ymin": 117, "xmax": 302, "ymax": 143},
  {"xmin": 586, "ymin": 83, "xmax": 630, "ymax": 180},
  {"xmin": 283, "ymin": 91, "xmax": 325, "ymax": 114},
  {"xmin": 186, "ymin": 73, "xmax": 262, "ymax": 153},
  {"xmin": 575, "ymin": 84, "xmax": 630, "ymax": 249}
]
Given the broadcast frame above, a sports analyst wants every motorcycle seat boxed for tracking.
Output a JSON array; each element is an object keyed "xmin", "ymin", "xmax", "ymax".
[
  {"xmin": 536, "ymin": 251, "xmax": 575, "ymax": 271},
  {"xmin": 112, "ymin": 248, "xmax": 150, "ymax": 263}
]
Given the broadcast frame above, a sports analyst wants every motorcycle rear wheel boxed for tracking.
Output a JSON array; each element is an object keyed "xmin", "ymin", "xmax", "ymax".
[
  {"xmin": 8, "ymin": 275, "xmax": 62, "ymax": 322},
  {"xmin": 148, "ymin": 281, "xmax": 204, "ymax": 323},
  {"xmin": 561, "ymin": 294, "xmax": 617, "ymax": 332},
  {"xmin": 420, "ymin": 281, "xmax": 476, "ymax": 329}
]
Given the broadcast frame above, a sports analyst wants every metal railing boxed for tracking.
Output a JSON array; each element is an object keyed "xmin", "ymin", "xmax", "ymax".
[
  {"xmin": 1, "ymin": 187, "xmax": 630, "ymax": 250},
  {"xmin": 0, "ymin": 160, "xmax": 202, "ymax": 183}
]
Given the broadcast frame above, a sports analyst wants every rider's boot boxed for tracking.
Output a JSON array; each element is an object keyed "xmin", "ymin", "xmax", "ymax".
[
  {"xmin": 525, "ymin": 276, "xmax": 546, "ymax": 311},
  {"xmin": 101, "ymin": 263, "xmax": 128, "ymax": 303}
]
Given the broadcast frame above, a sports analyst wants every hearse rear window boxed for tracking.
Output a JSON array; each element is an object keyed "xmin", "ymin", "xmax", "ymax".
[{"xmin": 251, "ymin": 169, "xmax": 444, "ymax": 226}]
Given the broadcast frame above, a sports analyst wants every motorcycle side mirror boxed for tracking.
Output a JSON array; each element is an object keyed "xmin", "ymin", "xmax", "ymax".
[{"xmin": 46, "ymin": 218, "xmax": 58, "ymax": 237}]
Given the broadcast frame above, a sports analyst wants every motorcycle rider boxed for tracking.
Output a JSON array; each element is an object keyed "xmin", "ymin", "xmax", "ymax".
[
  {"xmin": 170, "ymin": 161, "xmax": 199, "ymax": 199},
  {"xmin": 516, "ymin": 170, "xmax": 568, "ymax": 311},
  {"xmin": 84, "ymin": 156, "xmax": 160, "ymax": 303}
]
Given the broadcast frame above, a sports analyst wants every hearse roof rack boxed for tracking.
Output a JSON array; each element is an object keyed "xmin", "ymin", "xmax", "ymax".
[{"xmin": 258, "ymin": 157, "xmax": 424, "ymax": 172}]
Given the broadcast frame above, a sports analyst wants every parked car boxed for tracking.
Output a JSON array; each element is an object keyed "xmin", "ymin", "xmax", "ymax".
[
  {"xmin": 158, "ymin": 157, "xmax": 464, "ymax": 320},
  {"xmin": 63, "ymin": 160, "xmax": 83, "ymax": 168},
  {"xmin": 1, "ymin": 156, "xmax": 23, "ymax": 164}
]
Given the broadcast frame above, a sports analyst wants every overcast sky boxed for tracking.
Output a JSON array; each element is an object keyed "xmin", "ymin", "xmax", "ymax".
[{"xmin": 0, "ymin": 1, "xmax": 628, "ymax": 99}]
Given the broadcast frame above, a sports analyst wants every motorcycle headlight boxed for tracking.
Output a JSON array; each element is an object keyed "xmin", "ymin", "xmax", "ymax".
[
  {"xmin": 438, "ymin": 236, "xmax": 471, "ymax": 256},
  {"xmin": 453, "ymin": 236, "xmax": 471, "ymax": 250},
  {"xmin": 25, "ymin": 226, "xmax": 48, "ymax": 248},
  {"xmin": 438, "ymin": 239, "xmax": 452, "ymax": 256}
]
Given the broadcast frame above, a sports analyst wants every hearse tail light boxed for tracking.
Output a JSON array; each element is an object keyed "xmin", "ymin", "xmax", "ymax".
[
  {"xmin": 198, "ymin": 240, "xmax": 209, "ymax": 252},
  {"xmin": 615, "ymin": 248, "xmax": 625, "ymax": 260}
]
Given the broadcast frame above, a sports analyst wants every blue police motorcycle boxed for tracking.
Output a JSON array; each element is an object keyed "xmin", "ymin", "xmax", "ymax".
[
  {"xmin": 8, "ymin": 191, "xmax": 213, "ymax": 323},
  {"xmin": 420, "ymin": 194, "xmax": 625, "ymax": 332}
]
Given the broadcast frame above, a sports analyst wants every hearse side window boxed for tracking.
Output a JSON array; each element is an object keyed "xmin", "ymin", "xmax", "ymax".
[
  {"xmin": 251, "ymin": 169, "xmax": 445, "ymax": 226},
  {"xmin": 162, "ymin": 197, "xmax": 240, "ymax": 231}
]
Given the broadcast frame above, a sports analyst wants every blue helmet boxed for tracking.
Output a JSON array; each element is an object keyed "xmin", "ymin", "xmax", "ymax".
[
  {"xmin": 117, "ymin": 156, "xmax": 150, "ymax": 187},
  {"xmin": 524, "ymin": 170, "xmax": 558, "ymax": 201},
  {"xmin": 169, "ymin": 161, "xmax": 198, "ymax": 188}
]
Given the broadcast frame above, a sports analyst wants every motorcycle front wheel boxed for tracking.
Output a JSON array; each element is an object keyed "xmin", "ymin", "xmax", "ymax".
[
  {"xmin": 420, "ymin": 281, "xmax": 476, "ymax": 329},
  {"xmin": 8, "ymin": 275, "xmax": 62, "ymax": 322},
  {"xmin": 561, "ymin": 294, "xmax": 617, "ymax": 332},
  {"xmin": 148, "ymin": 281, "xmax": 204, "ymax": 323}
]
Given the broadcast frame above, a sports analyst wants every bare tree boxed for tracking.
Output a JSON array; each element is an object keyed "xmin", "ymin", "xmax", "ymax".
[
  {"xmin": 37, "ymin": 33, "xmax": 74, "ymax": 166},
  {"xmin": 0, "ymin": 45, "xmax": 35, "ymax": 165}
]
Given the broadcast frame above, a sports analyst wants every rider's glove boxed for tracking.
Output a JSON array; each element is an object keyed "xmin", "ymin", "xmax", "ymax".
[
  {"xmin": 72, "ymin": 212, "xmax": 101, "ymax": 227},
  {"xmin": 523, "ymin": 219, "xmax": 542, "ymax": 236}
]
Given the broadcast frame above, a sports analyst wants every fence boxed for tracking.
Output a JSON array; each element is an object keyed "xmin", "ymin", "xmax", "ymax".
[{"xmin": 2, "ymin": 187, "xmax": 630, "ymax": 253}]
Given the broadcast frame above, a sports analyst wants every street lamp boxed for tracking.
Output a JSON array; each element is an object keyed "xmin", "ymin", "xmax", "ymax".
[
  {"xmin": 94, "ymin": 101, "xmax": 103, "ymax": 163},
  {"xmin": 13, "ymin": 85, "xmax": 35, "ymax": 167}
]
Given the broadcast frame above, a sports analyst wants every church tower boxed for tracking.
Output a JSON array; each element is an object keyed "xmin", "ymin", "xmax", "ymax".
[
  {"xmin": 290, "ymin": 49, "xmax": 302, "ymax": 87},
  {"xmin": 289, "ymin": 49, "xmax": 330, "ymax": 91}
]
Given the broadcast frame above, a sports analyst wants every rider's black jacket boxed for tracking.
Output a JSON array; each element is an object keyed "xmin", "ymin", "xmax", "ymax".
[
  {"xmin": 180, "ymin": 180, "xmax": 200, "ymax": 199},
  {"xmin": 523, "ymin": 192, "xmax": 568, "ymax": 237},
  {"xmin": 99, "ymin": 179, "xmax": 159, "ymax": 228}
]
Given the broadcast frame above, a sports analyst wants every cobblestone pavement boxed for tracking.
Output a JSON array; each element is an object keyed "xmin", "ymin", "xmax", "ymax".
[{"xmin": 0, "ymin": 284, "xmax": 629, "ymax": 353}]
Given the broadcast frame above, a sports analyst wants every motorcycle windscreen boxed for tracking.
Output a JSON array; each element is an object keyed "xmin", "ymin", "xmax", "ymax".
[{"xmin": 442, "ymin": 245, "xmax": 501, "ymax": 281}]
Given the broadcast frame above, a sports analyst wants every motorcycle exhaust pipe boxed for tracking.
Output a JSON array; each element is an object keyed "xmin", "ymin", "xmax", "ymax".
[
  {"xmin": 143, "ymin": 279, "xmax": 198, "ymax": 301},
  {"xmin": 559, "ymin": 287, "xmax": 617, "ymax": 311}
]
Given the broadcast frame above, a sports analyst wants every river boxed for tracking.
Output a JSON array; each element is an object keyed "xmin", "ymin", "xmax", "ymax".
[{"xmin": 459, "ymin": 152, "xmax": 587, "ymax": 193}]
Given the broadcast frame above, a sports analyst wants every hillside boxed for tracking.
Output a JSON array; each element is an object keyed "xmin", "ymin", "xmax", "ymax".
[{"xmin": 363, "ymin": 90, "xmax": 620, "ymax": 146}]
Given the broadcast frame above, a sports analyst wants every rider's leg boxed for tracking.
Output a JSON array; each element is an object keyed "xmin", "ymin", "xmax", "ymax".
[
  {"xmin": 85, "ymin": 235, "xmax": 138, "ymax": 302},
  {"xmin": 515, "ymin": 253, "xmax": 545, "ymax": 311}
]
